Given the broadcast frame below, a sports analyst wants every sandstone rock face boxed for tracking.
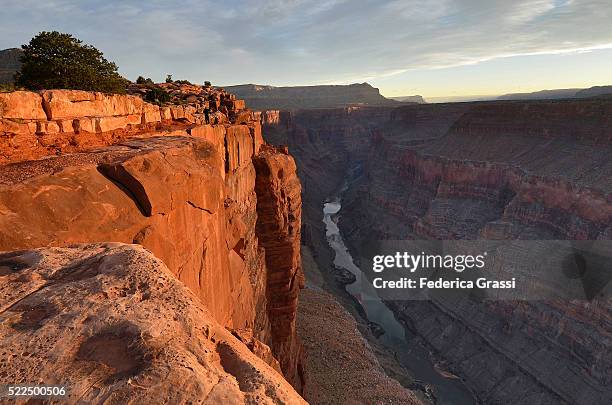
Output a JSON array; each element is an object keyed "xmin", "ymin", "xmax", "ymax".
[
  {"xmin": 0, "ymin": 89, "xmax": 305, "ymax": 394},
  {"xmin": 259, "ymin": 110, "xmax": 281, "ymax": 126},
  {"xmin": 254, "ymin": 145, "xmax": 305, "ymax": 389},
  {"xmin": 41, "ymin": 90, "xmax": 146, "ymax": 119},
  {"xmin": 0, "ymin": 91, "xmax": 47, "ymax": 120},
  {"xmin": 0, "ymin": 88, "xmax": 251, "ymax": 165},
  {"xmin": 266, "ymin": 100, "xmax": 612, "ymax": 404},
  {"xmin": 0, "ymin": 243, "xmax": 305, "ymax": 404},
  {"xmin": 0, "ymin": 137, "xmax": 254, "ymax": 329}
]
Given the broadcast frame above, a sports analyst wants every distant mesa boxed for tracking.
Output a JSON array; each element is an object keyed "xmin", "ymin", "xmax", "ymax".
[
  {"xmin": 0, "ymin": 48, "xmax": 23, "ymax": 84},
  {"xmin": 574, "ymin": 85, "xmax": 612, "ymax": 99},
  {"xmin": 497, "ymin": 88, "xmax": 582, "ymax": 100},
  {"xmin": 389, "ymin": 95, "xmax": 427, "ymax": 104},
  {"xmin": 224, "ymin": 82, "xmax": 415, "ymax": 110},
  {"xmin": 498, "ymin": 86, "xmax": 612, "ymax": 101}
]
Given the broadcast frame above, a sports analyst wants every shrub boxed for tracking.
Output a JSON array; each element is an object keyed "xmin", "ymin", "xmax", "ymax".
[
  {"xmin": 144, "ymin": 87, "xmax": 171, "ymax": 105},
  {"xmin": 16, "ymin": 31, "xmax": 127, "ymax": 93},
  {"xmin": 204, "ymin": 81, "xmax": 211, "ymax": 87},
  {"xmin": 0, "ymin": 83, "xmax": 18, "ymax": 92},
  {"xmin": 136, "ymin": 76, "xmax": 154, "ymax": 85},
  {"xmin": 165, "ymin": 74, "xmax": 173, "ymax": 83}
]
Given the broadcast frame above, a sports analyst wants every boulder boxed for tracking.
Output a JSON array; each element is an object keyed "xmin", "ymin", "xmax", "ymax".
[
  {"xmin": 57, "ymin": 119, "xmax": 76, "ymax": 133},
  {"xmin": 96, "ymin": 116, "xmax": 129, "ymax": 133},
  {"xmin": 41, "ymin": 90, "xmax": 145, "ymax": 119},
  {"xmin": 170, "ymin": 105, "xmax": 185, "ymax": 120},
  {"xmin": 142, "ymin": 104, "xmax": 161, "ymax": 124},
  {"xmin": 75, "ymin": 118, "xmax": 96, "ymax": 133},
  {"xmin": 0, "ymin": 118, "xmax": 31, "ymax": 135},
  {"xmin": 0, "ymin": 91, "xmax": 47, "ymax": 120},
  {"xmin": 233, "ymin": 99, "xmax": 246, "ymax": 110},
  {"xmin": 160, "ymin": 106, "xmax": 172, "ymax": 121}
]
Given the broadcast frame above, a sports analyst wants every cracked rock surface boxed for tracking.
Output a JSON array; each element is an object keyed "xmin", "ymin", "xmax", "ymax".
[{"xmin": 0, "ymin": 243, "xmax": 305, "ymax": 404}]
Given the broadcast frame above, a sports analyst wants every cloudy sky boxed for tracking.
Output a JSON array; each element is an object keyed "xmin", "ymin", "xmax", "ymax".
[{"xmin": 1, "ymin": 0, "xmax": 611, "ymax": 98}]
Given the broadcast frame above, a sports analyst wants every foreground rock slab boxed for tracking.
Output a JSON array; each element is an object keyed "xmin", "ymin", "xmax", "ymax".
[{"xmin": 0, "ymin": 243, "xmax": 306, "ymax": 404}]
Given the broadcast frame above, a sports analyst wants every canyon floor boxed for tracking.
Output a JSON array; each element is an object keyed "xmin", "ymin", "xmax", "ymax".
[{"xmin": 298, "ymin": 245, "xmax": 422, "ymax": 404}]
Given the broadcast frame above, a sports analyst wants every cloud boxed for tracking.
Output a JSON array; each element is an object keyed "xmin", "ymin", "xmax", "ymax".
[
  {"xmin": 503, "ymin": 0, "xmax": 556, "ymax": 24},
  {"xmin": 0, "ymin": 0, "xmax": 610, "ymax": 86}
]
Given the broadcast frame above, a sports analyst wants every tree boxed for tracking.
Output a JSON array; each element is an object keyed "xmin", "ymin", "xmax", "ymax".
[
  {"xmin": 136, "ymin": 76, "xmax": 154, "ymax": 85},
  {"xmin": 144, "ymin": 87, "xmax": 170, "ymax": 105},
  {"xmin": 165, "ymin": 74, "xmax": 173, "ymax": 83},
  {"xmin": 16, "ymin": 31, "xmax": 127, "ymax": 93}
]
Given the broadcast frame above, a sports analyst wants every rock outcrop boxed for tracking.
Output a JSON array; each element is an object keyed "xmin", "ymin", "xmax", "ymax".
[
  {"xmin": 254, "ymin": 146, "xmax": 304, "ymax": 388},
  {"xmin": 0, "ymin": 86, "xmax": 251, "ymax": 164},
  {"xmin": 0, "ymin": 243, "xmax": 305, "ymax": 404},
  {"xmin": 0, "ymin": 89, "xmax": 304, "ymax": 399}
]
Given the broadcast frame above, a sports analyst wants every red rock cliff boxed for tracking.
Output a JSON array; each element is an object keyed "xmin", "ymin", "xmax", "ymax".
[{"xmin": 0, "ymin": 89, "xmax": 305, "ymax": 397}]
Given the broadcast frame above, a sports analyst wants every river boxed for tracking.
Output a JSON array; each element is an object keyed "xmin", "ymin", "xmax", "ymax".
[{"xmin": 323, "ymin": 200, "xmax": 476, "ymax": 405}]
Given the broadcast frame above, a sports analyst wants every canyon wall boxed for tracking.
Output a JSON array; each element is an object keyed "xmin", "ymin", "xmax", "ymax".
[
  {"xmin": 0, "ymin": 89, "xmax": 305, "ymax": 397},
  {"xmin": 265, "ymin": 100, "xmax": 612, "ymax": 404}
]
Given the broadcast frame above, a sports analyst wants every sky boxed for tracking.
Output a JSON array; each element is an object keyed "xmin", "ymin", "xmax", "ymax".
[{"xmin": 1, "ymin": 0, "xmax": 611, "ymax": 98}]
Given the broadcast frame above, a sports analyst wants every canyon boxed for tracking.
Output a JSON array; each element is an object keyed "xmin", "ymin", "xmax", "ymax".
[
  {"xmin": 0, "ymin": 85, "xmax": 418, "ymax": 404},
  {"xmin": 1, "ymin": 82, "xmax": 611, "ymax": 404},
  {"xmin": 0, "ymin": 87, "xmax": 311, "ymax": 402},
  {"xmin": 263, "ymin": 99, "xmax": 612, "ymax": 404}
]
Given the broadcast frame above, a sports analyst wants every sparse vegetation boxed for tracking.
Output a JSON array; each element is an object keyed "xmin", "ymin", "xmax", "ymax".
[
  {"xmin": 16, "ymin": 31, "xmax": 127, "ymax": 93},
  {"xmin": 163, "ymin": 75, "xmax": 194, "ymax": 85},
  {"xmin": 0, "ymin": 83, "xmax": 19, "ymax": 92},
  {"xmin": 136, "ymin": 76, "xmax": 154, "ymax": 85},
  {"xmin": 204, "ymin": 81, "xmax": 211, "ymax": 87},
  {"xmin": 144, "ymin": 87, "xmax": 170, "ymax": 105}
]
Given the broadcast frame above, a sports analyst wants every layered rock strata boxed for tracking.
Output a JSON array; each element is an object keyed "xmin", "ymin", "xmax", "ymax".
[
  {"xmin": 0, "ymin": 88, "xmax": 250, "ymax": 164},
  {"xmin": 0, "ymin": 89, "xmax": 304, "ymax": 398},
  {"xmin": 264, "ymin": 100, "xmax": 612, "ymax": 404},
  {"xmin": 254, "ymin": 146, "xmax": 305, "ymax": 388}
]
